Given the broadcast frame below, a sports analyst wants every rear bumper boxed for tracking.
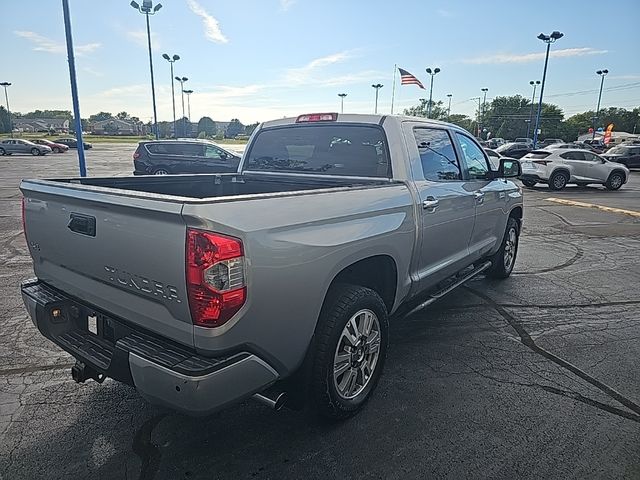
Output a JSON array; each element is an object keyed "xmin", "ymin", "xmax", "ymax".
[{"xmin": 21, "ymin": 279, "xmax": 278, "ymax": 416}]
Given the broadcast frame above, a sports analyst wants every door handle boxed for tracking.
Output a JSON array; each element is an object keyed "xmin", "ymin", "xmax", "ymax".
[
  {"xmin": 474, "ymin": 191, "xmax": 485, "ymax": 204},
  {"xmin": 422, "ymin": 196, "xmax": 439, "ymax": 211}
]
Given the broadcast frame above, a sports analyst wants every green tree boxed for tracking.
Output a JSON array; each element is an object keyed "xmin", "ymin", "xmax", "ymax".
[
  {"xmin": 448, "ymin": 114, "xmax": 474, "ymax": 134},
  {"xmin": 225, "ymin": 118, "xmax": 244, "ymax": 138},
  {"xmin": 22, "ymin": 110, "xmax": 72, "ymax": 119},
  {"xmin": 197, "ymin": 116, "xmax": 216, "ymax": 136},
  {"xmin": 116, "ymin": 111, "xmax": 129, "ymax": 120},
  {"xmin": 197, "ymin": 131, "xmax": 207, "ymax": 139},
  {"xmin": 403, "ymin": 99, "xmax": 448, "ymax": 120},
  {"xmin": 244, "ymin": 122, "xmax": 259, "ymax": 135},
  {"xmin": 0, "ymin": 106, "xmax": 9, "ymax": 133},
  {"xmin": 89, "ymin": 112, "xmax": 113, "ymax": 122}
]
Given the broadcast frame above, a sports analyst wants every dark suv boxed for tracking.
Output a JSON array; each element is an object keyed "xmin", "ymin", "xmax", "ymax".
[
  {"xmin": 602, "ymin": 144, "xmax": 640, "ymax": 168},
  {"xmin": 133, "ymin": 140, "xmax": 242, "ymax": 175}
]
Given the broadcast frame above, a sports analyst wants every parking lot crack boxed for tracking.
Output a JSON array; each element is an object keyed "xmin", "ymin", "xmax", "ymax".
[{"xmin": 466, "ymin": 287, "xmax": 640, "ymax": 421}]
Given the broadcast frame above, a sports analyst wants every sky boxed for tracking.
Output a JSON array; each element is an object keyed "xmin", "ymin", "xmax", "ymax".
[{"xmin": 2, "ymin": 0, "xmax": 639, "ymax": 125}]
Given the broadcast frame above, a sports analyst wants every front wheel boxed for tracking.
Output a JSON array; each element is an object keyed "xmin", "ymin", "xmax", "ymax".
[
  {"xmin": 31, "ymin": 148, "xmax": 40, "ymax": 156},
  {"xmin": 521, "ymin": 179, "xmax": 537, "ymax": 188},
  {"xmin": 605, "ymin": 172, "xmax": 624, "ymax": 190},
  {"xmin": 0, "ymin": 147, "xmax": 5, "ymax": 156},
  {"xmin": 153, "ymin": 168, "xmax": 169, "ymax": 175},
  {"xmin": 486, "ymin": 217, "xmax": 520, "ymax": 279},
  {"xmin": 53, "ymin": 147, "xmax": 61, "ymax": 153},
  {"xmin": 310, "ymin": 284, "xmax": 388, "ymax": 421}
]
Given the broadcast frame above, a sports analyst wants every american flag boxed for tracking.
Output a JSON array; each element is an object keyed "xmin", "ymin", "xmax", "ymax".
[{"xmin": 398, "ymin": 68, "xmax": 425, "ymax": 89}]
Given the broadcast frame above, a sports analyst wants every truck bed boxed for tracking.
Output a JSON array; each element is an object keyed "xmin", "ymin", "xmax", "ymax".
[{"xmin": 49, "ymin": 173, "xmax": 391, "ymax": 200}]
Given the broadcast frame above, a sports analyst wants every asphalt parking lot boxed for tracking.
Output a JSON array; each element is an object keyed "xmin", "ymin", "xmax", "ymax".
[{"xmin": 1, "ymin": 145, "xmax": 639, "ymax": 480}]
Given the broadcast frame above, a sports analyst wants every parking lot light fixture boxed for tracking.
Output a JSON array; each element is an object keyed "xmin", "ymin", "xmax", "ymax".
[
  {"xmin": 425, "ymin": 67, "xmax": 441, "ymax": 118},
  {"xmin": 338, "ymin": 93, "xmax": 347, "ymax": 114},
  {"xmin": 183, "ymin": 89, "xmax": 193, "ymax": 124},
  {"xmin": 446, "ymin": 93, "xmax": 452, "ymax": 121},
  {"xmin": 592, "ymin": 69, "xmax": 609, "ymax": 140},
  {"xmin": 532, "ymin": 31, "xmax": 563, "ymax": 148},
  {"xmin": 371, "ymin": 84, "xmax": 383, "ymax": 114},
  {"xmin": 175, "ymin": 76, "xmax": 188, "ymax": 136},
  {"xmin": 162, "ymin": 53, "xmax": 180, "ymax": 138},
  {"xmin": 526, "ymin": 80, "xmax": 541, "ymax": 139},
  {"xmin": 130, "ymin": 0, "xmax": 163, "ymax": 139},
  {"xmin": 480, "ymin": 88, "xmax": 489, "ymax": 133},
  {"xmin": 0, "ymin": 82, "xmax": 12, "ymax": 134}
]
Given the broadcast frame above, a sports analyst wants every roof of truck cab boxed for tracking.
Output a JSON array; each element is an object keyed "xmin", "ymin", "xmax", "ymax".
[{"xmin": 260, "ymin": 113, "xmax": 455, "ymax": 128}]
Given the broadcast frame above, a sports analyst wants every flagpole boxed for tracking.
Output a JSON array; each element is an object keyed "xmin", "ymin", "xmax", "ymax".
[{"xmin": 390, "ymin": 64, "xmax": 397, "ymax": 115}]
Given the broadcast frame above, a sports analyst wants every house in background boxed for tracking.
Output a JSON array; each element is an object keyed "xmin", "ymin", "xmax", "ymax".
[
  {"xmin": 90, "ymin": 118, "xmax": 145, "ymax": 135},
  {"xmin": 14, "ymin": 118, "xmax": 69, "ymax": 133}
]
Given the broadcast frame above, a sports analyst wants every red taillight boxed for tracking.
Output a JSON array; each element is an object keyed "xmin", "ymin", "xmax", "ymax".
[
  {"xmin": 133, "ymin": 150, "xmax": 141, "ymax": 160},
  {"xmin": 532, "ymin": 160, "xmax": 551, "ymax": 166},
  {"xmin": 296, "ymin": 113, "xmax": 338, "ymax": 123},
  {"xmin": 186, "ymin": 229, "xmax": 246, "ymax": 328}
]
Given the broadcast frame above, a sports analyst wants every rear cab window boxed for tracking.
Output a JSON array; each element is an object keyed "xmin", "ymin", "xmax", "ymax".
[{"xmin": 245, "ymin": 124, "xmax": 390, "ymax": 177}]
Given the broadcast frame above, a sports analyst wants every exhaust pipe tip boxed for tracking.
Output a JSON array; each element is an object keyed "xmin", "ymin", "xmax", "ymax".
[{"xmin": 253, "ymin": 392, "xmax": 287, "ymax": 411}]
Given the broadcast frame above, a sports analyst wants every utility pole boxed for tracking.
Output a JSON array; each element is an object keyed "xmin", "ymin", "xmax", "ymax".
[
  {"xmin": 338, "ymin": 93, "xmax": 347, "ymax": 114},
  {"xmin": 371, "ymin": 84, "xmax": 383, "ymax": 114},
  {"xmin": 592, "ymin": 69, "xmax": 609, "ymax": 140}
]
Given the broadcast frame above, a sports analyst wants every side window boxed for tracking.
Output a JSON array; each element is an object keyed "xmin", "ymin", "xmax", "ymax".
[
  {"xmin": 560, "ymin": 151, "xmax": 586, "ymax": 161},
  {"xmin": 205, "ymin": 146, "xmax": 225, "ymax": 159},
  {"xmin": 413, "ymin": 128, "xmax": 461, "ymax": 181},
  {"xmin": 455, "ymin": 133, "xmax": 489, "ymax": 179},
  {"xmin": 583, "ymin": 152, "xmax": 600, "ymax": 162}
]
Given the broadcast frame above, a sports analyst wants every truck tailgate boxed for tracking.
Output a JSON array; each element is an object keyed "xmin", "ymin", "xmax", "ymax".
[{"xmin": 21, "ymin": 180, "xmax": 193, "ymax": 347}]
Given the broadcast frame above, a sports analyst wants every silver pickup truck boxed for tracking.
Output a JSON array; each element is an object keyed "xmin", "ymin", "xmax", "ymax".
[{"xmin": 20, "ymin": 114, "xmax": 523, "ymax": 420}]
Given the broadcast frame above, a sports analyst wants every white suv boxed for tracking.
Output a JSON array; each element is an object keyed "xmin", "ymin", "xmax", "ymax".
[{"xmin": 520, "ymin": 148, "xmax": 629, "ymax": 190}]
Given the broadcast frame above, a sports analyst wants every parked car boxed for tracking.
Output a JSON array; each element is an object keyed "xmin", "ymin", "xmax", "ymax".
[
  {"xmin": 601, "ymin": 144, "xmax": 640, "ymax": 168},
  {"xmin": 133, "ymin": 139, "xmax": 242, "ymax": 175},
  {"xmin": 20, "ymin": 113, "xmax": 523, "ymax": 420},
  {"xmin": 542, "ymin": 142, "xmax": 597, "ymax": 152},
  {"xmin": 54, "ymin": 138, "xmax": 93, "ymax": 149},
  {"xmin": 538, "ymin": 138, "xmax": 564, "ymax": 147},
  {"xmin": 0, "ymin": 138, "xmax": 51, "ymax": 156},
  {"xmin": 582, "ymin": 139, "xmax": 607, "ymax": 153},
  {"xmin": 483, "ymin": 148, "xmax": 514, "ymax": 169},
  {"xmin": 496, "ymin": 142, "xmax": 532, "ymax": 159},
  {"xmin": 32, "ymin": 139, "xmax": 69, "ymax": 153},
  {"xmin": 514, "ymin": 137, "xmax": 534, "ymax": 146},
  {"xmin": 486, "ymin": 138, "xmax": 505, "ymax": 149},
  {"xmin": 519, "ymin": 148, "xmax": 629, "ymax": 190}
]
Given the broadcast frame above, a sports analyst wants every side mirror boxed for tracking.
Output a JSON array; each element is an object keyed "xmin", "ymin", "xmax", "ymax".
[{"xmin": 498, "ymin": 158, "xmax": 521, "ymax": 178}]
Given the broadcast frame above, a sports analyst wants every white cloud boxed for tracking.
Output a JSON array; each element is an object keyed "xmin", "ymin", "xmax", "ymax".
[
  {"xmin": 185, "ymin": 0, "xmax": 228, "ymax": 44},
  {"xmin": 284, "ymin": 51, "xmax": 353, "ymax": 85},
  {"xmin": 14, "ymin": 30, "xmax": 100, "ymax": 56},
  {"xmin": 280, "ymin": 0, "xmax": 296, "ymax": 11},
  {"xmin": 464, "ymin": 47, "xmax": 608, "ymax": 65},
  {"xmin": 82, "ymin": 66, "xmax": 103, "ymax": 77},
  {"xmin": 126, "ymin": 29, "xmax": 161, "ymax": 51}
]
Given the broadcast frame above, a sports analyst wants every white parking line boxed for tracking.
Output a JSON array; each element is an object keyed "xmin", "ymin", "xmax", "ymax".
[{"xmin": 546, "ymin": 197, "xmax": 640, "ymax": 218}]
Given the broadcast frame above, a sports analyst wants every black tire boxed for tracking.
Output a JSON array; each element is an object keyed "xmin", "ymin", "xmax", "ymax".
[
  {"xmin": 521, "ymin": 179, "xmax": 537, "ymax": 188},
  {"xmin": 548, "ymin": 171, "xmax": 568, "ymax": 191},
  {"xmin": 486, "ymin": 217, "xmax": 520, "ymax": 279},
  {"xmin": 152, "ymin": 167, "xmax": 170, "ymax": 175},
  {"xmin": 310, "ymin": 284, "xmax": 388, "ymax": 421},
  {"xmin": 605, "ymin": 171, "xmax": 624, "ymax": 191},
  {"xmin": 53, "ymin": 147, "xmax": 61, "ymax": 153},
  {"xmin": 0, "ymin": 147, "xmax": 5, "ymax": 156},
  {"xmin": 31, "ymin": 148, "xmax": 40, "ymax": 156}
]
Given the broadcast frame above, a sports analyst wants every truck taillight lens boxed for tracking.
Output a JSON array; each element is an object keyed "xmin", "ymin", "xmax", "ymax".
[
  {"xmin": 186, "ymin": 229, "xmax": 246, "ymax": 328},
  {"xmin": 133, "ymin": 151, "xmax": 141, "ymax": 160},
  {"xmin": 21, "ymin": 197, "xmax": 27, "ymax": 241}
]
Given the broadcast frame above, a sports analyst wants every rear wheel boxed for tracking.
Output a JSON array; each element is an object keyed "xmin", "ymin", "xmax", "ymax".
[
  {"xmin": 53, "ymin": 147, "xmax": 61, "ymax": 153},
  {"xmin": 487, "ymin": 217, "xmax": 520, "ymax": 279},
  {"xmin": 521, "ymin": 179, "xmax": 537, "ymax": 188},
  {"xmin": 0, "ymin": 147, "xmax": 5, "ymax": 156},
  {"xmin": 31, "ymin": 148, "xmax": 40, "ymax": 156},
  {"xmin": 153, "ymin": 168, "xmax": 169, "ymax": 175},
  {"xmin": 549, "ymin": 171, "xmax": 568, "ymax": 191},
  {"xmin": 605, "ymin": 172, "xmax": 624, "ymax": 190},
  {"xmin": 310, "ymin": 284, "xmax": 388, "ymax": 421}
]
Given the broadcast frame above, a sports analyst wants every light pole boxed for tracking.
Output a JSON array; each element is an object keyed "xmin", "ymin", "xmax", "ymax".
[
  {"xmin": 480, "ymin": 87, "xmax": 488, "ymax": 135},
  {"xmin": 425, "ymin": 67, "xmax": 440, "ymax": 118},
  {"xmin": 371, "ymin": 84, "xmax": 383, "ymax": 114},
  {"xmin": 0, "ymin": 82, "xmax": 11, "ymax": 134},
  {"xmin": 592, "ymin": 69, "xmax": 609, "ymax": 140},
  {"xmin": 175, "ymin": 76, "xmax": 188, "ymax": 136},
  {"xmin": 526, "ymin": 80, "xmax": 540, "ymax": 139},
  {"xmin": 183, "ymin": 89, "xmax": 193, "ymax": 125},
  {"xmin": 162, "ymin": 53, "xmax": 179, "ymax": 138},
  {"xmin": 338, "ymin": 93, "xmax": 347, "ymax": 114},
  {"xmin": 532, "ymin": 31, "xmax": 563, "ymax": 148},
  {"xmin": 130, "ymin": 0, "xmax": 162, "ymax": 139},
  {"xmin": 470, "ymin": 97, "xmax": 481, "ymax": 137},
  {"xmin": 446, "ymin": 93, "xmax": 452, "ymax": 121}
]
